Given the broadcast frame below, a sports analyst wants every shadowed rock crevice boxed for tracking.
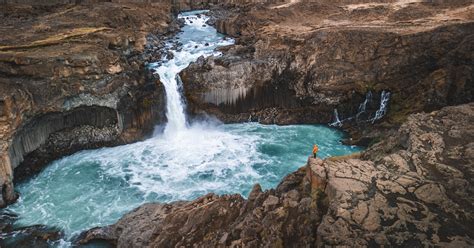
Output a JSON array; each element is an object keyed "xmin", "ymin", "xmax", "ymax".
[{"xmin": 10, "ymin": 106, "xmax": 118, "ymax": 182}]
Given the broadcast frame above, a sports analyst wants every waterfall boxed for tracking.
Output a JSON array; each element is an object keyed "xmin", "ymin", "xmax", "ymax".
[
  {"xmin": 356, "ymin": 91, "xmax": 372, "ymax": 119},
  {"xmin": 329, "ymin": 109, "xmax": 343, "ymax": 127},
  {"xmin": 152, "ymin": 11, "xmax": 234, "ymax": 136},
  {"xmin": 328, "ymin": 90, "xmax": 390, "ymax": 127},
  {"xmin": 372, "ymin": 90, "xmax": 391, "ymax": 123},
  {"xmin": 155, "ymin": 64, "xmax": 188, "ymax": 135}
]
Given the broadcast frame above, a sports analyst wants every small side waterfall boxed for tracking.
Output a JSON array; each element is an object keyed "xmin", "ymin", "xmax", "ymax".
[
  {"xmin": 356, "ymin": 91, "xmax": 372, "ymax": 119},
  {"xmin": 328, "ymin": 90, "xmax": 390, "ymax": 127},
  {"xmin": 329, "ymin": 109, "xmax": 343, "ymax": 127},
  {"xmin": 371, "ymin": 90, "xmax": 390, "ymax": 123}
]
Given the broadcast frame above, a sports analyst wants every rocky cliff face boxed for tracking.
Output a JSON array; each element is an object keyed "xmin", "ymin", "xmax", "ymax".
[
  {"xmin": 171, "ymin": 0, "xmax": 285, "ymax": 12},
  {"xmin": 312, "ymin": 103, "xmax": 474, "ymax": 246},
  {"xmin": 181, "ymin": 1, "xmax": 473, "ymax": 132},
  {"xmin": 0, "ymin": 3, "xmax": 179, "ymax": 207},
  {"xmin": 78, "ymin": 103, "xmax": 473, "ymax": 247}
]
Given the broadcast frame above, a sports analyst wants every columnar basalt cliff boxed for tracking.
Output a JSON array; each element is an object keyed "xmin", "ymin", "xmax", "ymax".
[
  {"xmin": 0, "ymin": 3, "xmax": 178, "ymax": 206},
  {"xmin": 78, "ymin": 103, "xmax": 474, "ymax": 247},
  {"xmin": 181, "ymin": 1, "xmax": 473, "ymax": 132}
]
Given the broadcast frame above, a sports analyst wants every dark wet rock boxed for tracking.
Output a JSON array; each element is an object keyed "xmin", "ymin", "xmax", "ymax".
[
  {"xmin": 0, "ymin": 210, "xmax": 17, "ymax": 232},
  {"xmin": 0, "ymin": 224, "xmax": 63, "ymax": 248}
]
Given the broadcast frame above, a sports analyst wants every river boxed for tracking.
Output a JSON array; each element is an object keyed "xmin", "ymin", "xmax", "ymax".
[{"xmin": 1, "ymin": 11, "xmax": 361, "ymax": 247}]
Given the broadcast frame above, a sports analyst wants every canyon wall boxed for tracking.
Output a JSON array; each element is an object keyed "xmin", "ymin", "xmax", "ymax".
[
  {"xmin": 0, "ymin": 0, "xmax": 285, "ymax": 8},
  {"xmin": 181, "ymin": 1, "xmax": 473, "ymax": 140},
  {"xmin": 0, "ymin": 3, "xmax": 174, "ymax": 206}
]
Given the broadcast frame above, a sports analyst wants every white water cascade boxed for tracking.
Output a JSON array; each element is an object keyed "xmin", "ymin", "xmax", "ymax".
[
  {"xmin": 329, "ymin": 90, "xmax": 390, "ymax": 127},
  {"xmin": 153, "ymin": 12, "xmax": 233, "ymax": 136},
  {"xmin": 330, "ymin": 109, "xmax": 343, "ymax": 127},
  {"xmin": 371, "ymin": 90, "xmax": 391, "ymax": 123},
  {"xmin": 356, "ymin": 91, "xmax": 372, "ymax": 119}
]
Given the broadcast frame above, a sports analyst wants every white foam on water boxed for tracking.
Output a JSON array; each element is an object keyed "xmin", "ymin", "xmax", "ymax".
[
  {"xmin": 7, "ymin": 123, "xmax": 360, "ymax": 241},
  {"xmin": 97, "ymin": 123, "xmax": 264, "ymax": 200}
]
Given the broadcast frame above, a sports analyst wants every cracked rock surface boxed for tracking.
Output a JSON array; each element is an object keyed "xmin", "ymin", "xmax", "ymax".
[{"xmin": 314, "ymin": 102, "xmax": 474, "ymax": 246}]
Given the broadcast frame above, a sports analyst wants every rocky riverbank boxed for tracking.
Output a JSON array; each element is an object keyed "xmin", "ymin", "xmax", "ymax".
[{"xmin": 77, "ymin": 103, "xmax": 474, "ymax": 247}]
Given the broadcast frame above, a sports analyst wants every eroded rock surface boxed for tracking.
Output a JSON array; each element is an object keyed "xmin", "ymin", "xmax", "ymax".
[
  {"xmin": 78, "ymin": 167, "xmax": 321, "ymax": 247},
  {"xmin": 313, "ymin": 103, "xmax": 474, "ymax": 246},
  {"xmin": 79, "ymin": 103, "xmax": 474, "ymax": 247}
]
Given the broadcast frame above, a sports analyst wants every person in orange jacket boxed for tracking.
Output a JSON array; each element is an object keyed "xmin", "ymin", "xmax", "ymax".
[{"xmin": 312, "ymin": 144, "xmax": 319, "ymax": 158}]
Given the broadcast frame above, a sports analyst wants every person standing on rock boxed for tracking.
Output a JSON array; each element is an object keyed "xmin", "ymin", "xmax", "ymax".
[{"xmin": 312, "ymin": 144, "xmax": 319, "ymax": 158}]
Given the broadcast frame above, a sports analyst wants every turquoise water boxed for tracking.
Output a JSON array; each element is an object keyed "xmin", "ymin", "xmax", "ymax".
[
  {"xmin": 6, "ymin": 123, "xmax": 360, "ymax": 240},
  {"xmin": 2, "ymin": 10, "xmax": 362, "ymax": 245}
]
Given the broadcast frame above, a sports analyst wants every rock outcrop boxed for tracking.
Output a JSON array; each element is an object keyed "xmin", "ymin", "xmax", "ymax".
[
  {"xmin": 311, "ymin": 102, "xmax": 473, "ymax": 246},
  {"xmin": 313, "ymin": 102, "xmax": 474, "ymax": 246},
  {"xmin": 0, "ymin": 3, "xmax": 178, "ymax": 207},
  {"xmin": 171, "ymin": 0, "xmax": 285, "ymax": 12},
  {"xmin": 78, "ymin": 103, "xmax": 474, "ymax": 247},
  {"xmin": 0, "ymin": 210, "xmax": 62, "ymax": 248},
  {"xmin": 181, "ymin": 1, "xmax": 473, "ymax": 130},
  {"xmin": 78, "ymin": 167, "xmax": 321, "ymax": 247}
]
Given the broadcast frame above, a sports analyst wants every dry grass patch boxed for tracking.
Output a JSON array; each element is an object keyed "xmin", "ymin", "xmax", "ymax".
[{"xmin": 0, "ymin": 27, "xmax": 109, "ymax": 51}]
